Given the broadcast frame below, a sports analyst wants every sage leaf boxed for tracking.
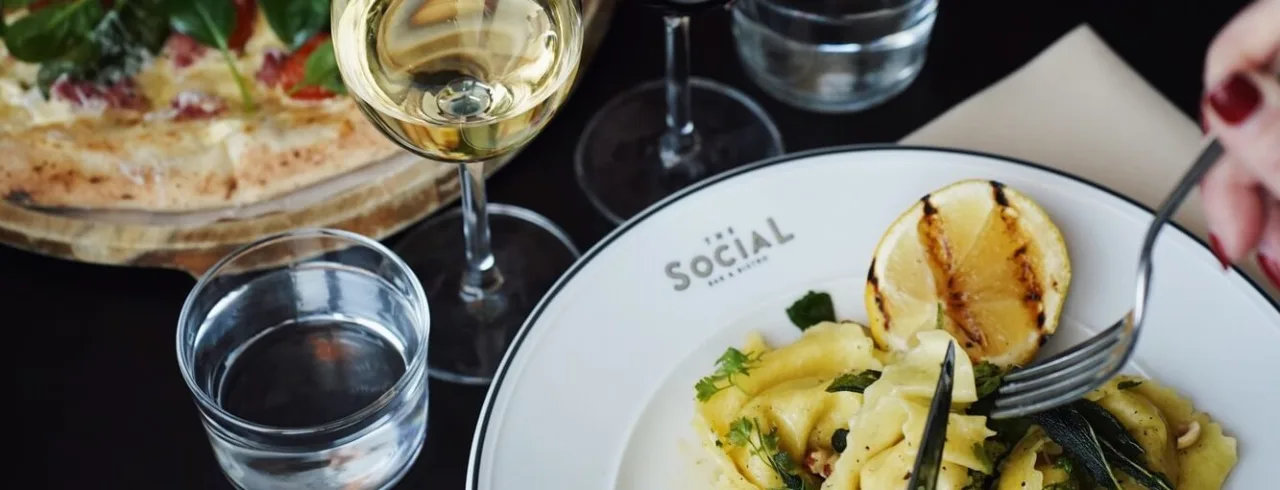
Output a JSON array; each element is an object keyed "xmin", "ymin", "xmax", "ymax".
[
  {"xmin": 1031, "ymin": 406, "xmax": 1122, "ymax": 490},
  {"xmin": 785, "ymin": 291, "xmax": 835, "ymax": 330},
  {"xmin": 1074, "ymin": 400, "xmax": 1145, "ymax": 461}
]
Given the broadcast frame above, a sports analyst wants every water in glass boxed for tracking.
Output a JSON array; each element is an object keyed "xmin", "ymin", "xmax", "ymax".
[
  {"xmin": 178, "ymin": 230, "xmax": 430, "ymax": 490},
  {"xmin": 732, "ymin": 0, "xmax": 937, "ymax": 113}
]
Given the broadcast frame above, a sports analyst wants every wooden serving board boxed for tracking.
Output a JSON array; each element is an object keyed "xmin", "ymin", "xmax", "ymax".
[{"xmin": 0, "ymin": 0, "xmax": 617, "ymax": 278}]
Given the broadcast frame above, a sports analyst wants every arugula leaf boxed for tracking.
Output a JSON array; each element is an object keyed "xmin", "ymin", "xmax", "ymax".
[
  {"xmin": 169, "ymin": 0, "xmax": 255, "ymax": 110},
  {"xmin": 291, "ymin": 38, "xmax": 346, "ymax": 95},
  {"xmin": 825, "ymin": 370, "xmax": 881, "ymax": 393},
  {"xmin": 5, "ymin": 0, "xmax": 105, "ymax": 62},
  {"xmin": 694, "ymin": 347, "xmax": 764, "ymax": 401},
  {"xmin": 259, "ymin": 0, "xmax": 327, "ymax": 49},
  {"xmin": 972, "ymin": 361, "xmax": 1005, "ymax": 399},
  {"xmin": 785, "ymin": 291, "xmax": 835, "ymax": 330},
  {"xmin": 1117, "ymin": 379, "xmax": 1143, "ymax": 390}
]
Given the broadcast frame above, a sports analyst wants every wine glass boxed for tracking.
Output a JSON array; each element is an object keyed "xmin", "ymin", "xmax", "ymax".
[
  {"xmin": 574, "ymin": 0, "xmax": 785, "ymax": 224},
  {"xmin": 332, "ymin": 0, "xmax": 584, "ymax": 384}
]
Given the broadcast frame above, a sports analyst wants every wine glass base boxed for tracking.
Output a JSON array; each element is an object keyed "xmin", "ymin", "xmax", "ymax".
[
  {"xmin": 574, "ymin": 77, "xmax": 785, "ymax": 224},
  {"xmin": 393, "ymin": 203, "xmax": 581, "ymax": 385}
]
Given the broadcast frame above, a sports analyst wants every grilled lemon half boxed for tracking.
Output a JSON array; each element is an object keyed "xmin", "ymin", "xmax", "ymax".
[{"xmin": 864, "ymin": 179, "xmax": 1071, "ymax": 367}]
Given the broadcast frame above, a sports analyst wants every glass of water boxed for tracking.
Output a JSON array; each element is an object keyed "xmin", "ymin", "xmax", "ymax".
[
  {"xmin": 176, "ymin": 229, "xmax": 430, "ymax": 490},
  {"xmin": 731, "ymin": 0, "xmax": 938, "ymax": 113}
]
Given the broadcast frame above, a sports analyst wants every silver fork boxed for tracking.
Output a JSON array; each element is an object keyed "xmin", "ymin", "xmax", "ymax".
[{"xmin": 989, "ymin": 138, "xmax": 1225, "ymax": 420}]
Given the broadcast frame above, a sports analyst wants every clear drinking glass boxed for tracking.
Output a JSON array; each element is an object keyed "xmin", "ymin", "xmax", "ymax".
[
  {"xmin": 331, "ymin": 0, "xmax": 585, "ymax": 384},
  {"xmin": 574, "ymin": 1, "xmax": 785, "ymax": 225},
  {"xmin": 176, "ymin": 229, "xmax": 431, "ymax": 490},
  {"xmin": 731, "ymin": 0, "xmax": 937, "ymax": 113}
]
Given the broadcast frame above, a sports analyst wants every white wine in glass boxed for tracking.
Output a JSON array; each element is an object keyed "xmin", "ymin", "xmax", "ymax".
[{"xmin": 332, "ymin": 0, "xmax": 584, "ymax": 384}]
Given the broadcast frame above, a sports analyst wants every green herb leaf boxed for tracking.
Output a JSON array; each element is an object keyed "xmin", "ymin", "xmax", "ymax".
[
  {"xmin": 727, "ymin": 418, "xmax": 753, "ymax": 447},
  {"xmin": 785, "ymin": 291, "xmax": 835, "ymax": 330},
  {"xmin": 34, "ymin": 0, "xmax": 172, "ymax": 97},
  {"xmin": 972, "ymin": 439, "xmax": 1008, "ymax": 473},
  {"xmin": 1073, "ymin": 400, "xmax": 1145, "ymax": 462},
  {"xmin": 1032, "ymin": 406, "xmax": 1122, "ymax": 490},
  {"xmin": 725, "ymin": 418, "xmax": 814, "ymax": 490},
  {"xmin": 1044, "ymin": 482, "xmax": 1080, "ymax": 490},
  {"xmin": 291, "ymin": 38, "xmax": 345, "ymax": 95},
  {"xmin": 825, "ymin": 370, "xmax": 882, "ymax": 393},
  {"xmin": 961, "ymin": 469, "xmax": 989, "ymax": 490},
  {"xmin": 695, "ymin": 348, "xmax": 764, "ymax": 401},
  {"xmin": 3, "ymin": 0, "xmax": 35, "ymax": 9},
  {"xmin": 169, "ymin": 0, "xmax": 255, "ymax": 111},
  {"xmin": 259, "ymin": 0, "xmax": 327, "ymax": 49},
  {"xmin": 5, "ymin": 0, "xmax": 105, "ymax": 62},
  {"xmin": 1101, "ymin": 439, "xmax": 1175, "ymax": 490},
  {"xmin": 972, "ymin": 361, "xmax": 1005, "ymax": 399},
  {"xmin": 1117, "ymin": 380, "xmax": 1143, "ymax": 390},
  {"xmin": 1054, "ymin": 456, "xmax": 1074, "ymax": 474},
  {"xmin": 830, "ymin": 428, "xmax": 848, "ymax": 453}
]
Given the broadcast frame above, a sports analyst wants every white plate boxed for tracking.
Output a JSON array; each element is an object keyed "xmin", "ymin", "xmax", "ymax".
[{"xmin": 468, "ymin": 146, "xmax": 1280, "ymax": 489}]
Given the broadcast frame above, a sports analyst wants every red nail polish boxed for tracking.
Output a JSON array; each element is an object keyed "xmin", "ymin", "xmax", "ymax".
[
  {"xmin": 1258, "ymin": 253, "xmax": 1280, "ymax": 288},
  {"xmin": 1207, "ymin": 74, "xmax": 1262, "ymax": 125},
  {"xmin": 1208, "ymin": 234, "xmax": 1230, "ymax": 270}
]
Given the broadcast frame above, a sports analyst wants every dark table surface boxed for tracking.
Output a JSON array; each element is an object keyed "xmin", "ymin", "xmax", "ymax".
[{"xmin": 9, "ymin": 0, "xmax": 1248, "ymax": 488}]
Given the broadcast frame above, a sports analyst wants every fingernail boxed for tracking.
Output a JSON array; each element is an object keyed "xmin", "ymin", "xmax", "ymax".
[
  {"xmin": 1209, "ymin": 233, "xmax": 1230, "ymax": 270},
  {"xmin": 1258, "ymin": 253, "xmax": 1280, "ymax": 287},
  {"xmin": 1207, "ymin": 74, "xmax": 1262, "ymax": 125}
]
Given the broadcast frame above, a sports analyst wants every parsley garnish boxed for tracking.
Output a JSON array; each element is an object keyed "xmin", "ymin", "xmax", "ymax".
[
  {"xmin": 1117, "ymin": 379, "xmax": 1143, "ymax": 390},
  {"xmin": 727, "ymin": 417, "xmax": 814, "ymax": 490},
  {"xmin": 825, "ymin": 370, "xmax": 882, "ymax": 393},
  {"xmin": 785, "ymin": 291, "xmax": 835, "ymax": 330},
  {"xmin": 694, "ymin": 347, "xmax": 763, "ymax": 402}
]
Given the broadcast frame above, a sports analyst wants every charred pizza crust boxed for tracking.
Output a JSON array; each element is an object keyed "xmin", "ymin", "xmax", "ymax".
[
  {"xmin": 0, "ymin": 100, "xmax": 401, "ymax": 211},
  {"xmin": 0, "ymin": 2, "xmax": 405, "ymax": 212}
]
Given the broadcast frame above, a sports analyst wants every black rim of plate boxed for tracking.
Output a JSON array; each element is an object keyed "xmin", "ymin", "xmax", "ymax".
[{"xmin": 466, "ymin": 144, "xmax": 1280, "ymax": 488}]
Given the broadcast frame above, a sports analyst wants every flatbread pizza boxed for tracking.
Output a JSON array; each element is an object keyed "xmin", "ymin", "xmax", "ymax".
[{"xmin": 0, "ymin": 0, "xmax": 402, "ymax": 211}]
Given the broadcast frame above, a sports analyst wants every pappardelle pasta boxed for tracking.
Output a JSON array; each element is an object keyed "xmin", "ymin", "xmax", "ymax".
[
  {"xmin": 690, "ymin": 320, "xmax": 1236, "ymax": 490},
  {"xmin": 689, "ymin": 180, "xmax": 1238, "ymax": 490}
]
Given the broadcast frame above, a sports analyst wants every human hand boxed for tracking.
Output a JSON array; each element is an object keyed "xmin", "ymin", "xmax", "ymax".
[{"xmin": 1199, "ymin": 0, "xmax": 1280, "ymax": 286}]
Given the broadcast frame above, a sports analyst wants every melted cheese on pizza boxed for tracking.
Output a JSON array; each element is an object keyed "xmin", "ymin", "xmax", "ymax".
[
  {"xmin": 133, "ymin": 11, "xmax": 286, "ymax": 111},
  {"xmin": 0, "ymin": 9, "xmax": 342, "ymax": 134}
]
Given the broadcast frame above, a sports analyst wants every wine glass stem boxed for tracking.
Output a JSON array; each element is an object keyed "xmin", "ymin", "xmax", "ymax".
[
  {"xmin": 458, "ymin": 161, "xmax": 503, "ymax": 301},
  {"xmin": 660, "ymin": 15, "xmax": 702, "ymax": 175}
]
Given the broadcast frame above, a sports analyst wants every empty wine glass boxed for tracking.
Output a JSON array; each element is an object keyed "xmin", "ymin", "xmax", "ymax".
[{"xmin": 574, "ymin": 0, "xmax": 785, "ymax": 224}]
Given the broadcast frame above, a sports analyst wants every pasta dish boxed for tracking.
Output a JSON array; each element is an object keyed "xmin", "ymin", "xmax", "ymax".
[{"xmin": 689, "ymin": 180, "xmax": 1238, "ymax": 490}]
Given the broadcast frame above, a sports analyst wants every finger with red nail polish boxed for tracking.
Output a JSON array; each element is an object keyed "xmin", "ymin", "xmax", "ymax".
[
  {"xmin": 1199, "ymin": 153, "xmax": 1267, "ymax": 268},
  {"xmin": 1203, "ymin": 70, "xmax": 1280, "ymax": 198}
]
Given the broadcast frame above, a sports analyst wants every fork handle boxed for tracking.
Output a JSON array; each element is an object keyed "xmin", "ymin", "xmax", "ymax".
[{"xmin": 1133, "ymin": 138, "xmax": 1223, "ymax": 322}]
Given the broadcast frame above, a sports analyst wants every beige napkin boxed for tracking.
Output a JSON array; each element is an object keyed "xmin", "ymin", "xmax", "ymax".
[{"xmin": 902, "ymin": 25, "xmax": 1278, "ymax": 300}]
